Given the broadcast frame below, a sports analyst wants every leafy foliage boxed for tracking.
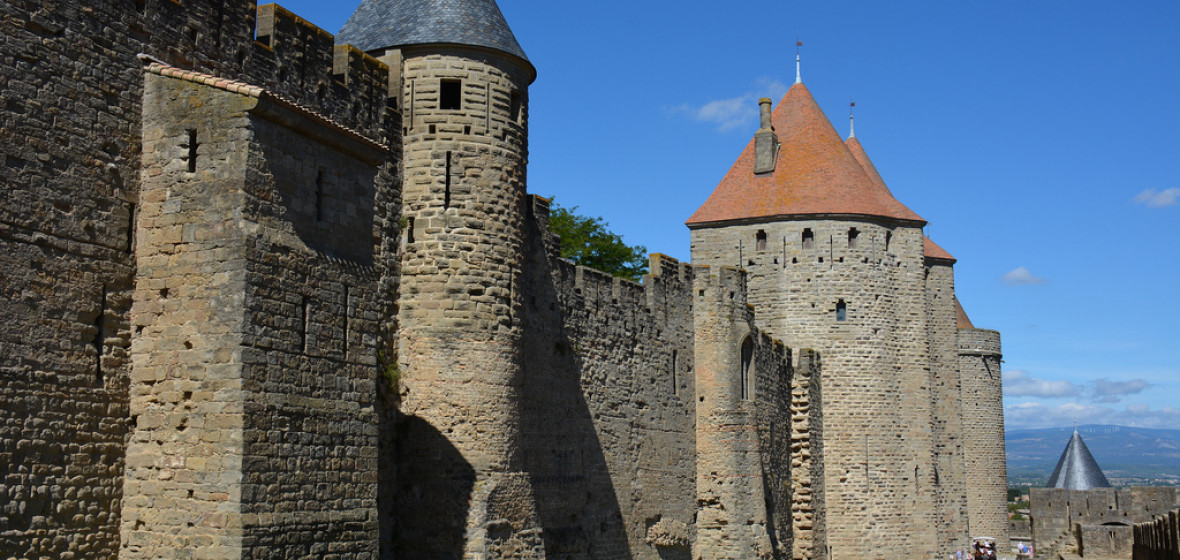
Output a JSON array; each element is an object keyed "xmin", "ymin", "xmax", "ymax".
[{"xmin": 548, "ymin": 199, "xmax": 648, "ymax": 282}]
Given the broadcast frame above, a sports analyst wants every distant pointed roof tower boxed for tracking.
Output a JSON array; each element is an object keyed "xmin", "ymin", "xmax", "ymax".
[
  {"xmin": 1045, "ymin": 429, "xmax": 1112, "ymax": 490},
  {"xmin": 337, "ymin": 0, "xmax": 533, "ymax": 76}
]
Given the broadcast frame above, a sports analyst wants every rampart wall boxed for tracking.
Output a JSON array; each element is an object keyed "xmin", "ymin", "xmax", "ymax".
[
  {"xmin": 1132, "ymin": 509, "xmax": 1180, "ymax": 560},
  {"xmin": 1, "ymin": 2, "xmax": 399, "ymax": 558},
  {"xmin": 1032, "ymin": 487, "xmax": 1180, "ymax": 558}
]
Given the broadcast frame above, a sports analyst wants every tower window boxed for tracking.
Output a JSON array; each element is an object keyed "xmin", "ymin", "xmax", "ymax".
[
  {"xmin": 440, "ymin": 79, "xmax": 461, "ymax": 110},
  {"xmin": 740, "ymin": 337, "xmax": 754, "ymax": 401},
  {"xmin": 848, "ymin": 227, "xmax": 859, "ymax": 248},
  {"xmin": 509, "ymin": 90, "xmax": 522, "ymax": 123},
  {"xmin": 836, "ymin": 299, "xmax": 847, "ymax": 322},
  {"xmin": 755, "ymin": 230, "xmax": 767, "ymax": 251},
  {"xmin": 802, "ymin": 228, "xmax": 814, "ymax": 250},
  {"xmin": 885, "ymin": 231, "xmax": 892, "ymax": 252}
]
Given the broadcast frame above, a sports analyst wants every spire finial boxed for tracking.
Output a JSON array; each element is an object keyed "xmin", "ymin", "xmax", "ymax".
[
  {"xmin": 849, "ymin": 98, "xmax": 856, "ymax": 138},
  {"xmin": 795, "ymin": 35, "xmax": 803, "ymax": 84}
]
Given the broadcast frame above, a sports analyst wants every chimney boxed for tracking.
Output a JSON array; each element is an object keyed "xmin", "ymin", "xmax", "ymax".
[{"xmin": 754, "ymin": 98, "xmax": 778, "ymax": 174}]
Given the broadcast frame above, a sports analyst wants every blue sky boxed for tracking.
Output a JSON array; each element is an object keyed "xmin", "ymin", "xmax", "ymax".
[{"xmin": 278, "ymin": 0, "xmax": 1179, "ymax": 431}]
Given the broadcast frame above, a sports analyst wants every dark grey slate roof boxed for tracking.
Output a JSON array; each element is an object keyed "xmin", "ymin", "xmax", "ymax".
[
  {"xmin": 1045, "ymin": 430, "xmax": 1112, "ymax": 490},
  {"xmin": 337, "ymin": 0, "xmax": 530, "ymax": 63}
]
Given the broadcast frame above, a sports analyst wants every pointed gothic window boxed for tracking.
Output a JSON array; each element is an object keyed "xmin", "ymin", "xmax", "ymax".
[{"xmin": 836, "ymin": 299, "xmax": 847, "ymax": 322}]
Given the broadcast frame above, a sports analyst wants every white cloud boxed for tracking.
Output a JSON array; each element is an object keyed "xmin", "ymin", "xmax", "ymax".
[
  {"xmin": 1003, "ymin": 370, "xmax": 1080, "ymax": 398},
  {"xmin": 1005, "ymin": 401, "xmax": 1180, "ymax": 430},
  {"xmin": 668, "ymin": 78, "xmax": 791, "ymax": 132},
  {"xmin": 1090, "ymin": 378, "xmax": 1150, "ymax": 403},
  {"xmin": 1000, "ymin": 266, "xmax": 1046, "ymax": 286},
  {"xmin": 1131, "ymin": 188, "xmax": 1180, "ymax": 208}
]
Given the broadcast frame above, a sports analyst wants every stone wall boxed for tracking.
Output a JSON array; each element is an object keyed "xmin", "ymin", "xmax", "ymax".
[
  {"xmin": 959, "ymin": 327, "xmax": 1009, "ymax": 550},
  {"xmin": 1132, "ymin": 509, "xmax": 1179, "ymax": 560},
  {"xmin": 1032, "ymin": 487, "xmax": 1180, "ymax": 558},
  {"xmin": 691, "ymin": 218, "xmax": 939, "ymax": 558},
  {"xmin": 389, "ymin": 44, "xmax": 542, "ymax": 558},
  {"xmin": 123, "ymin": 60, "xmax": 396, "ymax": 559},
  {"xmin": 926, "ymin": 258, "xmax": 970, "ymax": 553},
  {"xmin": 1, "ymin": 2, "xmax": 398, "ymax": 558}
]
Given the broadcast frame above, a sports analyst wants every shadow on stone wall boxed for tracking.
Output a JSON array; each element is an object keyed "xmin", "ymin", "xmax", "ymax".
[
  {"xmin": 393, "ymin": 414, "xmax": 474, "ymax": 559},
  {"xmin": 518, "ymin": 208, "xmax": 634, "ymax": 559}
]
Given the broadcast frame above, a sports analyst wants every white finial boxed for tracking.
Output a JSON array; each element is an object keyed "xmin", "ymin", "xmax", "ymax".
[
  {"xmin": 849, "ymin": 99, "xmax": 856, "ymax": 138},
  {"xmin": 795, "ymin": 36, "xmax": 803, "ymax": 84}
]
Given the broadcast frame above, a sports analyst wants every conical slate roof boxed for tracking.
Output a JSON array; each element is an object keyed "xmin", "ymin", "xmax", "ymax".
[
  {"xmin": 337, "ymin": 0, "xmax": 530, "ymax": 64},
  {"xmin": 1046, "ymin": 430, "xmax": 1112, "ymax": 490},
  {"xmin": 687, "ymin": 83, "xmax": 924, "ymax": 227}
]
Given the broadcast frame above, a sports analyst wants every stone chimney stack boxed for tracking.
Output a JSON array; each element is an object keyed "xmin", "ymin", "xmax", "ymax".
[{"xmin": 754, "ymin": 97, "xmax": 778, "ymax": 174}]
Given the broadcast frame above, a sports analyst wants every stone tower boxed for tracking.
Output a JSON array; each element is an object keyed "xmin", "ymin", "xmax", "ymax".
[
  {"xmin": 688, "ymin": 80, "xmax": 948, "ymax": 558},
  {"xmin": 957, "ymin": 302, "xmax": 1010, "ymax": 551},
  {"xmin": 338, "ymin": 0, "xmax": 542, "ymax": 556}
]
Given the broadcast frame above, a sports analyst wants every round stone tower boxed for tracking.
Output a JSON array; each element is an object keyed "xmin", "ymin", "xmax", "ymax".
[
  {"xmin": 338, "ymin": 1, "xmax": 539, "ymax": 557},
  {"xmin": 688, "ymin": 80, "xmax": 943, "ymax": 558}
]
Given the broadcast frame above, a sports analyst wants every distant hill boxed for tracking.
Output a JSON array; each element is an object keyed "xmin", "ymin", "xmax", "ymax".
[{"xmin": 1006, "ymin": 425, "xmax": 1180, "ymax": 487}]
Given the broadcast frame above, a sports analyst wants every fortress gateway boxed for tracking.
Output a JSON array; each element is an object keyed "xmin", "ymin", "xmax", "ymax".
[{"xmin": 0, "ymin": 0, "xmax": 1008, "ymax": 558}]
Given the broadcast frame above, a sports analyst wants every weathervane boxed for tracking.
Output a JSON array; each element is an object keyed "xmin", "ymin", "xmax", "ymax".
[
  {"xmin": 795, "ymin": 34, "xmax": 803, "ymax": 84},
  {"xmin": 849, "ymin": 98, "xmax": 856, "ymax": 138}
]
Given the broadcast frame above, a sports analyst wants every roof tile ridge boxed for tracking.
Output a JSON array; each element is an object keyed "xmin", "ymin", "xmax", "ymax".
[{"xmin": 143, "ymin": 62, "xmax": 385, "ymax": 152}]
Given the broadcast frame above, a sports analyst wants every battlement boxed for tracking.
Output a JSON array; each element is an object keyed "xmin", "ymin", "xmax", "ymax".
[{"xmin": 958, "ymin": 327, "xmax": 1002, "ymax": 357}]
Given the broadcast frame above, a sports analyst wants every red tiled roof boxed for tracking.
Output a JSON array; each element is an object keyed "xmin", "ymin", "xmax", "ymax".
[
  {"xmin": 954, "ymin": 297, "xmax": 975, "ymax": 329},
  {"xmin": 845, "ymin": 136, "xmax": 890, "ymax": 195},
  {"xmin": 687, "ymin": 83, "xmax": 924, "ymax": 226},
  {"xmin": 924, "ymin": 236, "xmax": 956, "ymax": 264}
]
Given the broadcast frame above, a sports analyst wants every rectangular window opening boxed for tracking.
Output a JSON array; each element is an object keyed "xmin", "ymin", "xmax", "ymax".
[
  {"xmin": 440, "ymin": 79, "xmax": 461, "ymax": 110},
  {"xmin": 509, "ymin": 90, "xmax": 522, "ymax": 123},
  {"xmin": 802, "ymin": 228, "xmax": 814, "ymax": 250},
  {"xmin": 848, "ymin": 227, "xmax": 859, "ymax": 248},
  {"xmin": 755, "ymin": 230, "xmax": 767, "ymax": 251},
  {"xmin": 406, "ymin": 216, "xmax": 415, "ymax": 244},
  {"xmin": 836, "ymin": 299, "xmax": 847, "ymax": 322}
]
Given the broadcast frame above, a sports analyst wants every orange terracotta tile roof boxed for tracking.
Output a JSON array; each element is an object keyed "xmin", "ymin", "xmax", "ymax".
[
  {"xmin": 954, "ymin": 297, "xmax": 975, "ymax": 329},
  {"xmin": 924, "ymin": 236, "xmax": 956, "ymax": 264},
  {"xmin": 845, "ymin": 136, "xmax": 890, "ymax": 195},
  {"xmin": 687, "ymin": 83, "xmax": 924, "ymax": 227}
]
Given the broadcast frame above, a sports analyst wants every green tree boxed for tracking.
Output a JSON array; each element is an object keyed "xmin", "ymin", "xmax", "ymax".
[{"xmin": 547, "ymin": 199, "xmax": 648, "ymax": 282}]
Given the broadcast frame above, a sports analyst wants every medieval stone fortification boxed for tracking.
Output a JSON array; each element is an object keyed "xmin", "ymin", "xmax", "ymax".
[{"xmin": 0, "ymin": 0, "xmax": 1006, "ymax": 558}]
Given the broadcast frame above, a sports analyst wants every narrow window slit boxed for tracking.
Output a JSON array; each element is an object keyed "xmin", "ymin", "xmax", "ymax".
[
  {"xmin": 740, "ymin": 337, "xmax": 754, "ymax": 401},
  {"xmin": 343, "ymin": 285, "xmax": 351, "ymax": 353},
  {"xmin": 444, "ymin": 151, "xmax": 452, "ymax": 209},
  {"xmin": 406, "ymin": 217, "xmax": 415, "ymax": 244},
  {"xmin": 671, "ymin": 349, "xmax": 678, "ymax": 396},
  {"xmin": 315, "ymin": 170, "xmax": 325, "ymax": 222},
  {"xmin": 185, "ymin": 129, "xmax": 198, "ymax": 173},
  {"xmin": 836, "ymin": 299, "xmax": 847, "ymax": 322},
  {"xmin": 94, "ymin": 285, "xmax": 107, "ymax": 385},
  {"xmin": 301, "ymin": 296, "xmax": 311, "ymax": 354},
  {"xmin": 126, "ymin": 202, "xmax": 136, "ymax": 254}
]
